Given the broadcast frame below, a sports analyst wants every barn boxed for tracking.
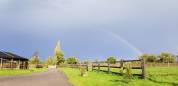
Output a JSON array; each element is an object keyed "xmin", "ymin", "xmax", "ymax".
[{"xmin": 0, "ymin": 51, "xmax": 29, "ymax": 69}]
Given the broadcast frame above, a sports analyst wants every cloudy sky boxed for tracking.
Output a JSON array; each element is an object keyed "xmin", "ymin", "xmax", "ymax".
[{"xmin": 0, "ymin": 0, "xmax": 178, "ymax": 60}]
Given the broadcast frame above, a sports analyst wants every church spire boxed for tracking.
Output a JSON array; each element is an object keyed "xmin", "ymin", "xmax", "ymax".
[{"xmin": 55, "ymin": 41, "xmax": 62, "ymax": 55}]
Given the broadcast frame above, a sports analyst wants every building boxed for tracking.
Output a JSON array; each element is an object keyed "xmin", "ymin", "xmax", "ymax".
[
  {"xmin": 54, "ymin": 41, "xmax": 62, "ymax": 55},
  {"xmin": 0, "ymin": 51, "xmax": 29, "ymax": 69}
]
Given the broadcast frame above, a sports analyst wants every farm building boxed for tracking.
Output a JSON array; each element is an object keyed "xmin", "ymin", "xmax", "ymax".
[{"xmin": 0, "ymin": 51, "xmax": 29, "ymax": 69}]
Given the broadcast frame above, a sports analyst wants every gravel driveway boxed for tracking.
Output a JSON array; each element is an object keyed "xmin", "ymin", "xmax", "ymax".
[{"xmin": 0, "ymin": 69, "xmax": 73, "ymax": 86}]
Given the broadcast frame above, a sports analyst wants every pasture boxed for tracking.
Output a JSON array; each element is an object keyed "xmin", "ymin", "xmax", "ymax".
[{"xmin": 61, "ymin": 67, "xmax": 178, "ymax": 86}]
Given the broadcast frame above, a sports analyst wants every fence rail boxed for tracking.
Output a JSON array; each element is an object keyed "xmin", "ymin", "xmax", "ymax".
[{"xmin": 68, "ymin": 64, "xmax": 89, "ymax": 71}]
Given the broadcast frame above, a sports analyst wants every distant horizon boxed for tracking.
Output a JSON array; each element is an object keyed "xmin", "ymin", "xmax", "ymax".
[
  {"xmin": 0, "ymin": 0, "xmax": 178, "ymax": 60},
  {"xmin": 1, "ymin": 41, "xmax": 178, "ymax": 61}
]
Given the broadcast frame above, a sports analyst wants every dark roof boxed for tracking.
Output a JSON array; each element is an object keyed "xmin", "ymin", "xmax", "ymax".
[
  {"xmin": 0, "ymin": 51, "xmax": 28, "ymax": 61},
  {"xmin": 0, "ymin": 51, "xmax": 9, "ymax": 58}
]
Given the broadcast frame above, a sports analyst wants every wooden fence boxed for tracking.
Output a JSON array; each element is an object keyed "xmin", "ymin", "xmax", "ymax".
[
  {"xmin": 146, "ymin": 63, "xmax": 178, "ymax": 67},
  {"xmin": 66, "ymin": 60, "xmax": 178, "ymax": 80},
  {"xmin": 92, "ymin": 59, "xmax": 146, "ymax": 79}
]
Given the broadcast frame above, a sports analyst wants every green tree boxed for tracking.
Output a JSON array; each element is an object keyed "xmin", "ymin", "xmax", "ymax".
[
  {"xmin": 55, "ymin": 52, "xmax": 65, "ymax": 65},
  {"xmin": 55, "ymin": 41, "xmax": 65, "ymax": 65},
  {"xmin": 66, "ymin": 57, "xmax": 79, "ymax": 64},
  {"xmin": 107, "ymin": 56, "xmax": 117, "ymax": 64},
  {"xmin": 140, "ymin": 54, "xmax": 157, "ymax": 62},
  {"xmin": 29, "ymin": 51, "xmax": 40, "ymax": 65},
  {"xmin": 158, "ymin": 52, "xmax": 176, "ymax": 63},
  {"xmin": 45, "ymin": 56, "xmax": 54, "ymax": 67}
]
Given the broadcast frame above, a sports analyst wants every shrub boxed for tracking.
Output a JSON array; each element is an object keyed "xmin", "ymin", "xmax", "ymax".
[
  {"xmin": 121, "ymin": 62, "xmax": 133, "ymax": 79},
  {"xmin": 107, "ymin": 56, "xmax": 117, "ymax": 64},
  {"xmin": 158, "ymin": 52, "xmax": 176, "ymax": 63},
  {"xmin": 66, "ymin": 57, "xmax": 79, "ymax": 64},
  {"xmin": 140, "ymin": 54, "xmax": 157, "ymax": 63},
  {"xmin": 80, "ymin": 67, "xmax": 88, "ymax": 77}
]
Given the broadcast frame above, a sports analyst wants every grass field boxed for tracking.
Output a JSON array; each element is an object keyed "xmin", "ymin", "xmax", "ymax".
[
  {"xmin": 0, "ymin": 68, "xmax": 48, "ymax": 76},
  {"xmin": 61, "ymin": 67, "xmax": 178, "ymax": 86}
]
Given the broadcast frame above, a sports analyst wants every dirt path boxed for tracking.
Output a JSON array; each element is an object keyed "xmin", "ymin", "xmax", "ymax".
[{"xmin": 0, "ymin": 69, "xmax": 73, "ymax": 86}]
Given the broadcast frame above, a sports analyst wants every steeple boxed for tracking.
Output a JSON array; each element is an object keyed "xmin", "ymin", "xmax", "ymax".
[{"xmin": 55, "ymin": 41, "xmax": 62, "ymax": 55}]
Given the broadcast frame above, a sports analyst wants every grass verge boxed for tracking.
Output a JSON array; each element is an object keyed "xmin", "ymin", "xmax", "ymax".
[
  {"xmin": 0, "ymin": 68, "xmax": 48, "ymax": 76},
  {"xmin": 61, "ymin": 67, "xmax": 178, "ymax": 86}
]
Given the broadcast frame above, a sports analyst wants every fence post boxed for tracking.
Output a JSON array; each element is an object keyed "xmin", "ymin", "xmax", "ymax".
[
  {"xmin": 141, "ymin": 59, "xmax": 146, "ymax": 79},
  {"xmin": 92, "ymin": 63, "xmax": 94, "ymax": 71},
  {"xmin": 86, "ymin": 63, "xmax": 89, "ymax": 71},
  {"xmin": 120, "ymin": 59, "xmax": 124, "ymax": 75},
  {"xmin": 108, "ymin": 62, "xmax": 110, "ymax": 74},
  {"xmin": 0, "ymin": 58, "xmax": 2, "ymax": 69},
  {"xmin": 120, "ymin": 59, "xmax": 124, "ymax": 68},
  {"xmin": 79, "ymin": 62, "xmax": 81, "ymax": 68},
  {"xmin": 98, "ymin": 63, "xmax": 100, "ymax": 72}
]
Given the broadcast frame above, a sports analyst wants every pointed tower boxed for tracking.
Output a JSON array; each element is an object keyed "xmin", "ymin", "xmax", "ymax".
[
  {"xmin": 54, "ymin": 41, "xmax": 65, "ymax": 65},
  {"xmin": 55, "ymin": 41, "xmax": 62, "ymax": 55}
]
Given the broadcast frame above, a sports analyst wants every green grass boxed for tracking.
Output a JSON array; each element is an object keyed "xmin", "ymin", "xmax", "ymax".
[
  {"xmin": 0, "ymin": 68, "xmax": 48, "ymax": 76},
  {"xmin": 61, "ymin": 67, "xmax": 178, "ymax": 86}
]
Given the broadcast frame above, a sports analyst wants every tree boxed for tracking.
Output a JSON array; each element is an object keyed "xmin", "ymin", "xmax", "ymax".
[
  {"xmin": 66, "ymin": 57, "xmax": 79, "ymax": 64},
  {"xmin": 55, "ymin": 41, "xmax": 65, "ymax": 65},
  {"xmin": 140, "ymin": 54, "xmax": 157, "ymax": 62},
  {"xmin": 158, "ymin": 52, "xmax": 176, "ymax": 63},
  {"xmin": 45, "ymin": 56, "xmax": 54, "ymax": 67},
  {"xmin": 55, "ymin": 52, "xmax": 65, "ymax": 65},
  {"xmin": 107, "ymin": 56, "xmax": 117, "ymax": 64},
  {"xmin": 29, "ymin": 51, "xmax": 40, "ymax": 66}
]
